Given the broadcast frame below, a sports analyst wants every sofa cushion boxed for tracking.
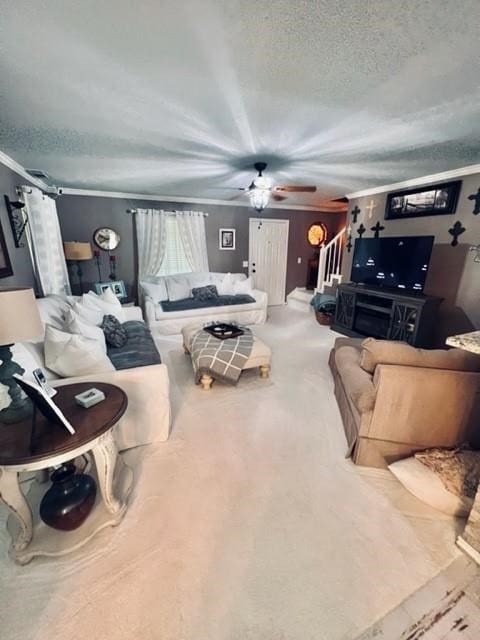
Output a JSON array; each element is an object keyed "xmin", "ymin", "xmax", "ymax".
[
  {"xmin": 36, "ymin": 295, "xmax": 74, "ymax": 331},
  {"xmin": 141, "ymin": 275, "xmax": 168, "ymax": 302},
  {"xmin": 44, "ymin": 325, "xmax": 115, "ymax": 377},
  {"xmin": 83, "ymin": 292, "xmax": 125, "ymax": 323},
  {"xmin": 101, "ymin": 314, "xmax": 128, "ymax": 348},
  {"xmin": 166, "ymin": 275, "xmax": 192, "ymax": 301},
  {"xmin": 233, "ymin": 276, "xmax": 253, "ymax": 295},
  {"xmin": 64, "ymin": 308, "xmax": 107, "ymax": 352},
  {"xmin": 360, "ymin": 337, "xmax": 480, "ymax": 374},
  {"xmin": 334, "ymin": 346, "xmax": 376, "ymax": 413},
  {"xmin": 160, "ymin": 294, "xmax": 256, "ymax": 313},
  {"xmin": 191, "ymin": 285, "xmax": 218, "ymax": 301}
]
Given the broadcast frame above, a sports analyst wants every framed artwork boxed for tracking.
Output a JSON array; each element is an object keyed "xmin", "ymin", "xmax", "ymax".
[
  {"xmin": 94, "ymin": 280, "xmax": 127, "ymax": 299},
  {"xmin": 385, "ymin": 181, "xmax": 461, "ymax": 220},
  {"xmin": 219, "ymin": 228, "xmax": 236, "ymax": 250},
  {"xmin": 0, "ymin": 216, "xmax": 13, "ymax": 278}
]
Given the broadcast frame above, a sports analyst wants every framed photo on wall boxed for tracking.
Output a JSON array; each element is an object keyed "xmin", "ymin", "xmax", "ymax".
[
  {"xmin": 219, "ymin": 228, "xmax": 236, "ymax": 250},
  {"xmin": 0, "ymin": 217, "xmax": 13, "ymax": 278},
  {"xmin": 385, "ymin": 181, "xmax": 461, "ymax": 220},
  {"xmin": 94, "ymin": 280, "xmax": 127, "ymax": 299}
]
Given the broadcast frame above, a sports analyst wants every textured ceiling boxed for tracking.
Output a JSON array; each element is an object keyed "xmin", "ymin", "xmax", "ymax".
[{"xmin": 1, "ymin": 0, "xmax": 479, "ymax": 207}]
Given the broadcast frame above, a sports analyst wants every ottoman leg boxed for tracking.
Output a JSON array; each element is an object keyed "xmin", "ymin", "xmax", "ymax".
[
  {"xmin": 200, "ymin": 374, "xmax": 213, "ymax": 390},
  {"xmin": 183, "ymin": 344, "xmax": 190, "ymax": 354},
  {"xmin": 259, "ymin": 364, "xmax": 270, "ymax": 378}
]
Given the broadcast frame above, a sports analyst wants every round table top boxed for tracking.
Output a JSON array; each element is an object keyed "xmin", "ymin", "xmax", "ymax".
[{"xmin": 0, "ymin": 382, "xmax": 127, "ymax": 466}]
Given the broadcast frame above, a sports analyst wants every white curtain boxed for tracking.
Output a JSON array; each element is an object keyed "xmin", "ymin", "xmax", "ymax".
[
  {"xmin": 136, "ymin": 209, "xmax": 167, "ymax": 279},
  {"xmin": 176, "ymin": 211, "xmax": 209, "ymax": 272},
  {"xmin": 22, "ymin": 187, "xmax": 71, "ymax": 296}
]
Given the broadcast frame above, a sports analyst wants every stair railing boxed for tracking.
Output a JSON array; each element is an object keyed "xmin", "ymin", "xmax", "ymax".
[{"xmin": 316, "ymin": 227, "xmax": 346, "ymax": 293}]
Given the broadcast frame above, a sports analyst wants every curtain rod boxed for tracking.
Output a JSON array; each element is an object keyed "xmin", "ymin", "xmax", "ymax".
[{"xmin": 126, "ymin": 208, "xmax": 208, "ymax": 217}]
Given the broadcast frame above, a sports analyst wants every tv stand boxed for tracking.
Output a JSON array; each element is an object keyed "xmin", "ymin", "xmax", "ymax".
[{"xmin": 332, "ymin": 283, "xmax": 442, "ymax": 347}]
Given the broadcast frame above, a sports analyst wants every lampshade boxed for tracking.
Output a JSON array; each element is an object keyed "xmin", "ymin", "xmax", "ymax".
[
  {"xmin": 249, "ymin": 188, "xmax": 270, "ymax": 213},
  {"xmin": 64, "ymin": 241, "xmax": 93, "ymax": 261},
  {"xmin": 0, "ymin": 288, "xmax": 44, "ymax": 345}
]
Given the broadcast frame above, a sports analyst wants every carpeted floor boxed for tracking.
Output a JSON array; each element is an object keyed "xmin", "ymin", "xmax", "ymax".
[{"xmin": 0, "ymin": 307, "xmax": 464, "ymax": 640}]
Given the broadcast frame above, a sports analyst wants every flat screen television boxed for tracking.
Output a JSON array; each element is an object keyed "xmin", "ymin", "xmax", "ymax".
[{"xmin": 350, "ymin": 236, "xmax": 434, "ymax": 292}]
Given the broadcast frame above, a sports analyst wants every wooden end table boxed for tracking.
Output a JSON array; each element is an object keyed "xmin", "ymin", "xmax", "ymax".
[{"xmin": 0, "ymin": 382, "xmax": 132, "ymax": 564}]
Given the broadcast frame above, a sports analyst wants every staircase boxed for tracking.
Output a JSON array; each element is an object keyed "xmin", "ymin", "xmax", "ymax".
[
  {"xmin": 316, "ymin": 227, "xmax": 346, "ymax": 293},
  {"xmin": 286, "ymin": 287, "xmax": 315, "ymax": 312}
]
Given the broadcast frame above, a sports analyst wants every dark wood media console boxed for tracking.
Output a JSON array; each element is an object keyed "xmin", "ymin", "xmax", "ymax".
[{"xmin": 332, "ymin": 283, "xmax": 442, "ymax": 347}]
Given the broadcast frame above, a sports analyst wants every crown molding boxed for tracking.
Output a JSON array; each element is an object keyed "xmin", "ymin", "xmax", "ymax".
[
  {"xmin": 346, "ymin": 164, "xmax": 480, "ymax": 199},
  {"xmin": 0, "ymin": 149, "xmax": 51, "ymax": 191},
  {"xmin": 59, "ymin": 187, "xmax": 345, "ymax": 213}
]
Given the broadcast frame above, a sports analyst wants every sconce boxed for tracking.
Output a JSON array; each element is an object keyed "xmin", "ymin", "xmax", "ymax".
[
  {"xmin": 3, "ymin": 195, "xmax": 28, "ymax": 248},
  {"xmin": 469, "ymin": 244, "xmax": 480, "ymax": 263}
]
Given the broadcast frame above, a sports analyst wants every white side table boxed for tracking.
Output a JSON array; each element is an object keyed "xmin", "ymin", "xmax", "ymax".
[{"xmin": 0, "ymin": 382, "xmax": 133, "ymax": 564}]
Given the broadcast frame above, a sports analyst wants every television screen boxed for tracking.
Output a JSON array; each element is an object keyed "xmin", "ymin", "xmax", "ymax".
[{"xmin": 351, "ymin": 236, "xmax": 434, "ymax": 292}]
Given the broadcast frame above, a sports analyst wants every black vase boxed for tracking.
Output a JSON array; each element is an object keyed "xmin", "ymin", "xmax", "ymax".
[{"xmin": 40, "ymin": 463, "xmax": 97, "ymax": 531}]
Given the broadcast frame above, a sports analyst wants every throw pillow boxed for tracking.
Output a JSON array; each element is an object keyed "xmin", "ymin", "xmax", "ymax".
[
  {"xmin": 388, "ymin": 456, "xmax": 474, "ymax": 517},
  {"xmin": 44, "ymin": 325, "xmax": 115, "ymax": 377},
  {"xmin": 217, "ymin": 272, "xmax": 235, "ymax": 296},
  {"xmin": 141, "ymin": 281, "xmax": 168, "ymax": 303},
  {"xmin": 191, "ymin": 285, "xmax": 218, "ymax": 301},
  {"xmin": 101, "ymin": 314, "xmax": 128, "ymax": 348},
  {"xmin": 142, "ymin": 275, "xmax": 168, "ymax": 302},
  {"xmin": 82, "ymin": 292, "xmax": 125, "ymax": 323},
  {"xmin": 233, "ymin": 276, "xmax": 253, "ymax": 295},
  {"xmin": 166, "ymin": 276, "xmax": 192, "ymax": 302},
  {"xmin": 359, "ymin": 337, "xmax": 480, "ymax": 374},
  {"xmin": 72, "ymin": 300, "xmax": 104, "ymax": 326},
  {"xmin": 99, "ymin": 287, "xmax": 122, "ymax": 307},
  {"xmin": 64, "ymin": 309, "xmax": 107, "ymax": 352}
]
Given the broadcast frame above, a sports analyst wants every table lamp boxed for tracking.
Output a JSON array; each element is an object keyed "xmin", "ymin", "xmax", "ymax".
[
  {"xmin": 0, "ymin": 288, "xmax": 44, "ymax": 423},
  {"xmin": 64, "ymin": 241, "xmax": 93, "ymax": 293}
]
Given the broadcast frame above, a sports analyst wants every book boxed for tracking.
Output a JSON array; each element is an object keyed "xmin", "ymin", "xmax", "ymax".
[{"xmin": 13, "ymin": 374, "xmax": 76, "ymax": 435}]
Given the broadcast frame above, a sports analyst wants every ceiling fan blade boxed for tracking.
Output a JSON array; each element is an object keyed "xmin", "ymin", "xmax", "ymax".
[
  {"xmin": 274, "ymin": 185, "xmax": 317, "ymax": 193},
  {"xmin": 272, "ymin": 194, "xmax": 288, "ymax": 202}
]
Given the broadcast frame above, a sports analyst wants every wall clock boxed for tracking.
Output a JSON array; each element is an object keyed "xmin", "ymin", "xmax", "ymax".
[
  {"xmin": 307, "ymin": 222, "xmax": 328, "ymax": 247},
  {"xmin": 93, "ymin": 227, "xmax": 120, "ymax": 251}
]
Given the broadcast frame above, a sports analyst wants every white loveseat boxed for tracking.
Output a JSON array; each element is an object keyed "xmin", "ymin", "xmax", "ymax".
[
  {"xmin": 141, "ymin": 272, "xmax": 268, "ymax": 335},
  {"xmin": 8, "ymin": 295, "xmax": 171, "ymax": 451}
]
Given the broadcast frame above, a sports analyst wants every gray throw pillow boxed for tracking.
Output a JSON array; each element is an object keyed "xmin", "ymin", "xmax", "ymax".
[
  {"xmin": 191, "ymin": 285, "xmax": 218, "ymax": 301},
  {"xmin": 101, "ymin": 314, "xmax": 128, "ymax": 348}
]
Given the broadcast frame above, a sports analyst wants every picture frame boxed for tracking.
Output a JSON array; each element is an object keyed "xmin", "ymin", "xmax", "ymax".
[
  {"xmin": 94, "ymin": 280, "xmax": 127, "ymax": 299},
  {"xmin": 385, "ymin": 181, "xmax": 461, "ymax": 220},
  {"xmin": 219, "ymin": 228, "xmax": 236, "ymax": 250},
  {"xmin": 0, "ymin": 216, "xmax": 13, "ymax": 278}
]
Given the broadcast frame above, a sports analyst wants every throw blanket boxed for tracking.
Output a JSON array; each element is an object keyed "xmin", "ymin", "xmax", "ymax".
[
  {"xmin": 191, "ymin": 327, "xmax": 254, "ymax": 385},
  {"xmin": 161, "ymin": 294, "xmax": 255, "ymax": 313}
]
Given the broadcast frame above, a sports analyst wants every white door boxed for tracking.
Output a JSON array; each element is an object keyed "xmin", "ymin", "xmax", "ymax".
[{"xmin": 249, "ymin": 218, "xmax": 289, "ymax": 305}]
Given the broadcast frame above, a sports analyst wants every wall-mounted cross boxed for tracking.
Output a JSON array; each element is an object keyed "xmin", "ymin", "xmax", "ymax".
[
  {"xmin": 448, "ymin": 221, "xmax": 466, "ymax": 246},
  {"xmin": 346, "ymin": 235, "xmax": 353, "ymax": 253},
  {"xmin": 468, "ymin": 188, "xmax": 480, "ymax": 215},
  {"xmin": 365, "ymin": 199, "xmax": 377, "ymax": 219},
  {"xmin": 371, "ymin": 221, "xmax": 385, "ymax": 238},
  {"xmin": 351, "ymin": 205, "xmax": 361, "ymax": 223},
  {"xmin": 357, "ymin": 223, "xmax": 366, "ymax": 237}
]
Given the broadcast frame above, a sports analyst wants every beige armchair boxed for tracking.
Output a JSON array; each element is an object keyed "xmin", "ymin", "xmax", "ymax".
[{"xmin": 329, "ymin": 337, "xmax": 480, "ymax": 468}]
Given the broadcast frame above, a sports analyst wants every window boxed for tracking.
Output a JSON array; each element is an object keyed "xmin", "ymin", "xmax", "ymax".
[{"xmin": 157, "ymin": 217, "xmax": 191, "ymax": 276}]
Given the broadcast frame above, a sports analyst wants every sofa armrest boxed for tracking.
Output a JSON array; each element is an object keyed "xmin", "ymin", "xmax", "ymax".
[
  {"xmin": 364, "ymin": 364, "xmax": 480, "ymax": 447},
  {"xmin": 143, "ymin": 295, "xmax": 158, "ymax": 323},
  {"xmin": 123, "ymin": 305, "xmax": 143, "ymax": 321},
  {"xmin": 252, "ymin": 289, "xmax": 268, "ymax": 306}
]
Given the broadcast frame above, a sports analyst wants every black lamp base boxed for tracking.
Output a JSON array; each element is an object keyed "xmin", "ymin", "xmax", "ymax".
[{"xmin": 0, "ymin": 344, "xmax": 33, "ymax": 424}]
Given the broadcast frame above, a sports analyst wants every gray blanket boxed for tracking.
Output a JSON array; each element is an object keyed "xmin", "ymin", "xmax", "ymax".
[{"xmin": 191, "ymin": 327, "xmax": 254, "ymax": 385}]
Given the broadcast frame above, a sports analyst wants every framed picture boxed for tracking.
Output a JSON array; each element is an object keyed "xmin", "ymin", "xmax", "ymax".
[
  {"xmin": 385, "ymin": 181, "xmax": 461, "ymax": 220},
  {"xmin": 0, "ymin": 216, "xmax": 13, "ymax": 278},
  {"xmin": 94, "ymin": 280, "xmax": 127, "ymax": 299},
  {"xmin": 219, "ymin": 228, "xmax": 236, "ymax": 250}
]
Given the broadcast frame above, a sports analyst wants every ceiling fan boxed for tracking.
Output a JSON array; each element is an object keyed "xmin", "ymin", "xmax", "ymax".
[{"xmin": 233, "ymin": 162, "xmax": 317, "ymax": 212}]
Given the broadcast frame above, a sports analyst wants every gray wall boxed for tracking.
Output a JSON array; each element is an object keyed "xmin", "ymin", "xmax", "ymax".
[
  {"xmin": 0, "ymin": 163, "xmax": 36, "ymax": 290},
  {"xmin": 56, "ymin": 196, "xmax": 346, "ymax": 297},
  {"xmin": 342, "ymin": 172, "xmax": 480, "ymax": 345}
]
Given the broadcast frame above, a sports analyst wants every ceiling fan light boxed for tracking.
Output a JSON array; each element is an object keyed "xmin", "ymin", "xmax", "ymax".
[
  {"xmin": 253, "ymin": 175, "xmax": 272, "ymax": 190},
  {"xmin": 249, "ymin": 187, "xmax": 270, "ymax": 212}
]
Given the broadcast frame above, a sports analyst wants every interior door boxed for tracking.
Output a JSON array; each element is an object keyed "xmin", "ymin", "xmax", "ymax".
[{"xmin": 249, "ymin": 218, "xmax": 289, "ymax": 305}]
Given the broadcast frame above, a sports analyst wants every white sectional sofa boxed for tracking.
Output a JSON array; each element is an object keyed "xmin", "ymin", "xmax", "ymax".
[
  {"xmin": 9, "ymin": 294, "xmax": 171, "ymax": 450},
  {"xmin": 141, "ymin": 272, "xmax": 268, "ymax": 335}
]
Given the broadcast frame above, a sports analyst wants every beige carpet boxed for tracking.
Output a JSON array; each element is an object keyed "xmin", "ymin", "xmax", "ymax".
[{"xmin": 0, "ymin": 307, "xmax": 463, "ymax": 640}]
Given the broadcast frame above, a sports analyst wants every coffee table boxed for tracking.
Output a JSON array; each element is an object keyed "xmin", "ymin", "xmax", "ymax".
[{"xmin": 0, "ymin": 382, "xmax": 132, "ymax": 564}]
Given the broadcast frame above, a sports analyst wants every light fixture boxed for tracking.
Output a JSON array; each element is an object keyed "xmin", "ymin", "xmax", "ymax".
[
  {"xmin": 249, "ymin": 187, "xmax": 270, "ymax": 213},
  {"xmin": 0, "ymin": 288, "xmax": 44, "ymax": 423}
]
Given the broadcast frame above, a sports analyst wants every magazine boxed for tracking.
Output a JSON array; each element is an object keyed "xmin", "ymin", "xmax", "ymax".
[{"xmin": 13, "ymin": 374, "xmax": 76, "ymax": 435}]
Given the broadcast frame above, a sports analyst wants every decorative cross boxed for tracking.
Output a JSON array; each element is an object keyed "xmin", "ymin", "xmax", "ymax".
[
  {"xmin": 468, "ymin": 188, "xmax": 480, "ymax": 215},
  {"xmin": 357, "ymin": 223, "xmax": 366, "ymax": 237},
  {"xmin": 346, "ymin": 234, "xmax": 353, "ymax": 253},
  {"xmin": 448, "ymin": 221, "xmax": 466, "ymax": 246},
  {"xmin": 351, "ymin": 205, "xmax": 361, "ymax": 223},
  {"xmin": 371, "ymin": 221, "xmax": 385, "ymax": 239},
  {"xmin": 365, "ymin": 199, "xmax": 377, "ymax": 220}
]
